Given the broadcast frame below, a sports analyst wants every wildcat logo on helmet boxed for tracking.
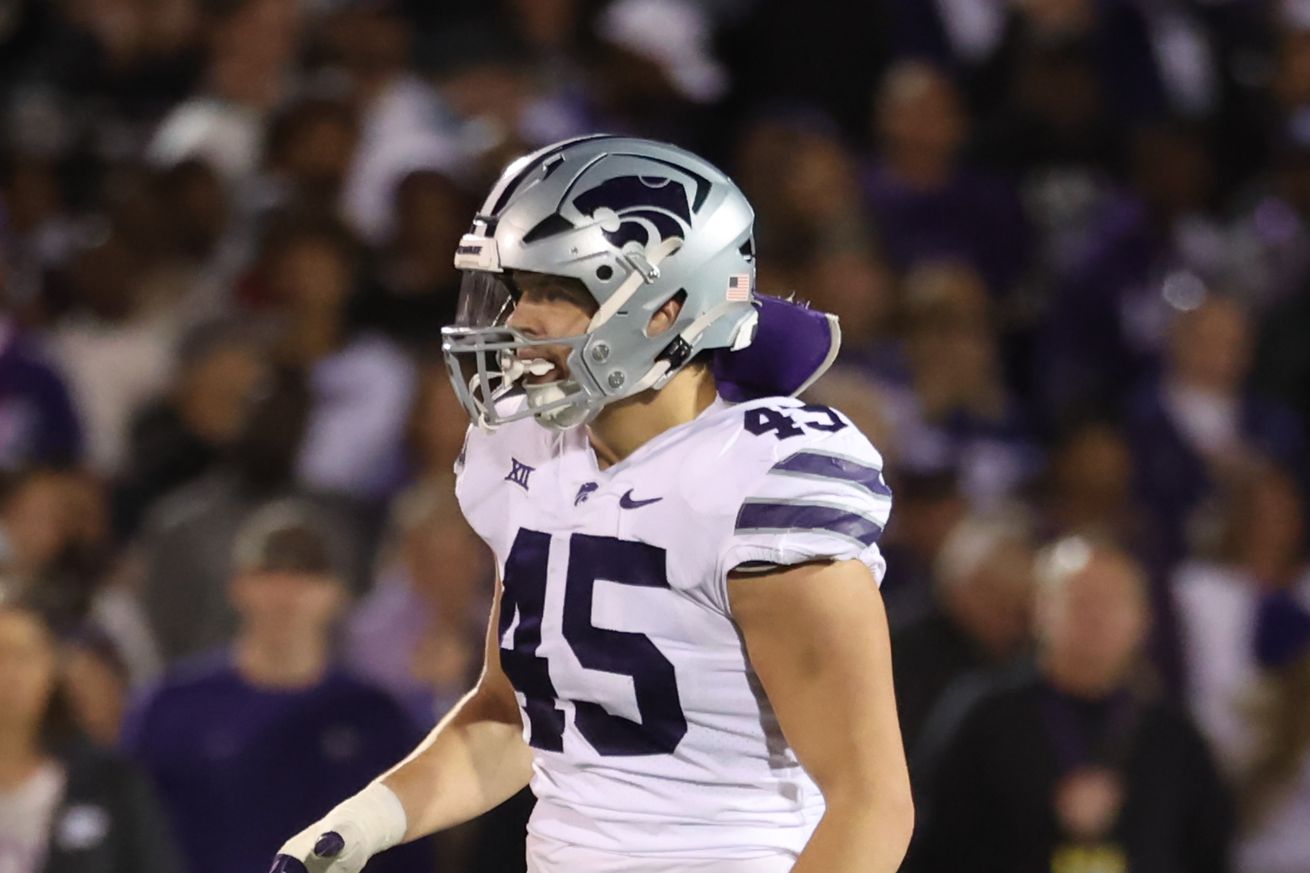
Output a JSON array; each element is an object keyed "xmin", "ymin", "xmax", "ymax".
[{"xmin": 571, "ymin": 175, "xmax": 694, "ymax": 249}]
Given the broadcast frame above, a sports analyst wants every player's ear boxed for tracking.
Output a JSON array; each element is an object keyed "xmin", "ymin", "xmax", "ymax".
[{"xmin": 646, "ymin": 291, "xmax": 685, "ymax": 337}]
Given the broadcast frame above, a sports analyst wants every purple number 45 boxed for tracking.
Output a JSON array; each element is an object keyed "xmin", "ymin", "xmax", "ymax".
[{"xmin": 498, "ymin": 530, "xmax": 688, "ymax": 757}]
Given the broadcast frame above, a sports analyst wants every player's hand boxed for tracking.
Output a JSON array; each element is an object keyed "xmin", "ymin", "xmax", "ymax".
[
  {"xmin": 268, "ymin": 783, "xmax": 408, "ymax": 873},
  {"xmin": 270, "ymin": 826, "xmax": 370, "ymax": 873}
]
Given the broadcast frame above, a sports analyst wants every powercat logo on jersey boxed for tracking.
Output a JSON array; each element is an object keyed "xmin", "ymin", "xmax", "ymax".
[{"xmin": 572, "ymin": 176, "xmax": 693, "ymax": 249}]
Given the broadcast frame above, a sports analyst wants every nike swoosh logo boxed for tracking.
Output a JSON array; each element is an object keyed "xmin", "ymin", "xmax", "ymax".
[{"xmin": 619, "ymin": 490, "xmax": 663, "ymax": 509}]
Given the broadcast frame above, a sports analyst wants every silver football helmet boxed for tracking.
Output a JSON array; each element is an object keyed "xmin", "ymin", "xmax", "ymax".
[{"xmin": 441, "ymin": 135, "xmax": 760, "ymax": 431}]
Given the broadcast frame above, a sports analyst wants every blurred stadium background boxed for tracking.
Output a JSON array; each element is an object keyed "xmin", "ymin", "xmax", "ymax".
[{"xmin": 1, "ymin": 0, "xmax": 1309, "ymax": 871}]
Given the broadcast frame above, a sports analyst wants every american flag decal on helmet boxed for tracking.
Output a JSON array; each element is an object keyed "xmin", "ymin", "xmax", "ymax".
[{"xmin": 726, "ymin": 274, "xmax": 751, "ymax": 302}]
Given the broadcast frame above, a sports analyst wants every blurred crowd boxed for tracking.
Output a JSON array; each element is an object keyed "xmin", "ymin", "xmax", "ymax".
[{"xmin": 2, "ymin": 0, "xmax": 1310, "ymax": 872}]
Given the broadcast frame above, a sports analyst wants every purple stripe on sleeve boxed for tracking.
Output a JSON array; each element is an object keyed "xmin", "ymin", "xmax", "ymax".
[
  {"xmin": 771, "ymin": 452, "xmax": 892, "ymax": 497},
  {"xmin": 735, "ymin": 501, "xmax": 884, "ymax": 546}
]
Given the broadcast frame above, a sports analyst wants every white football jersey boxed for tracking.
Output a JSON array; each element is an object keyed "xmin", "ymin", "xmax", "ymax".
[{"xmin": 455, "ymin": 395, "xmax": 892, "ymax": 865}]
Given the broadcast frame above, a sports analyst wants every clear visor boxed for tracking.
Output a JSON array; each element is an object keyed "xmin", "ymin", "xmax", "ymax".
[{"xmin": 454, "ymin": 270, "xmax": 518, "ymax": 329}]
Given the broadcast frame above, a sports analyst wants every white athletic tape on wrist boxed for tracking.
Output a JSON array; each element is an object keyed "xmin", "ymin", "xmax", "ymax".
[
  {"xmin": 331, "ymin": 782, "xmax": 408, "ymax": 856},
  {"xmin": 279, "ymin": 781, "xmax": 408, "ymax": 870}
]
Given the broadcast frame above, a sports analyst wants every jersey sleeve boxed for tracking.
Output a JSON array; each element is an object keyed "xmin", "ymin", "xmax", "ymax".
[{"xmin": 716, "ymin": 427, "xmax": 893, "ymax": 593}]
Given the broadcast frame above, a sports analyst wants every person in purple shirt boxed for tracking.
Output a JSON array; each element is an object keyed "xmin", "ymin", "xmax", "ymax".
[
  {"xmin": 122, "ymin": 500, "xmax": 434, "ymax": 873},
  {"xmin": 864, "ymin": 61, "xmax": 1030, "ymax": 297},
  {"xmin": 1037, "ymin": 117, "xmax": 1224, "ymax": 426},
  {"xmin": 1124, "ymin": 293, "xmax": 1305, "ymax": 568}
]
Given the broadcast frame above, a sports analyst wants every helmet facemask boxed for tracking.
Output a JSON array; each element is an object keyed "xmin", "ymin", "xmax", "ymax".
[{"xmin": 442, "ymin": 269, "xmax": 603, "ymax": 431}]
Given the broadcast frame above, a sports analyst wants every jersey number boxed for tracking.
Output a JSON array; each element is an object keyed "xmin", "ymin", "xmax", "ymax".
[
  {"xmin": 499, "ymin": 529, "xmax": 688, "ymax": 756},
  {"xmin": 744, "ymin": 404, "xmax": 847, "ymax": 440}
]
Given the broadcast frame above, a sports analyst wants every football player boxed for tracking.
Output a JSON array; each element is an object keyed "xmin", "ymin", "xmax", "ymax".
[{"xmin": 271, "ymin": 136, "xmax": 912, "ymax": 873}]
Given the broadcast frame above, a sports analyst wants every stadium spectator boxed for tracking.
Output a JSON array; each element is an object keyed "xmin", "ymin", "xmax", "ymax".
[
  {"xmin": 1040, "ymin": 422, "xmax": 1141, "ymax": 543},
  {"xmin": 0, "ymin": 465, "xmax": 159, "ymax": 692},
  {"xmin": 156, "ymin": 158, "xmax": 232, "ymax": 273},
  {"xmin": 1039, "ymin": 418, "xmax": 1182, "ymax": 603},
  {"xmin": 113, "ymin": 320, "xmax": 270, "ymax": 538},
  {"xmin": 1038, "ymin": 119, "xmax": 1222, "ymax": 423},
  {"xmin": 0, "ymin": 589, "xmax": 181, "ymax": 873},
  {"xmin": 346, "ymin": 477, "xmax": 489, "ymax": 726},
  {"xmin": 148, "ymin": 158, "xmax": 245, "ymax": 326},
  {"xmin": 870, "ymin": 260, "xmax": 1040, "ymax": 510},
  {"xmin": 1124, "ymin": 292, "xmax": 1304, "ymax": 565},
  {"xmin": 865, "ymin": 61, "xmax": 1030, "ymax": 296},
  {"xmin": 503, "ymin": 0, "xmax": 588, "ymax": 74},
  {"xmin": 354, "ymin": 168, "xmax": 473, "ymax": 351},
  {"xmin": 735, "ymin": 111, "xmax": 879, "ymax": 298},
  {"xmin": 260, "ymin": 93, "xmax": 361, "ymax": 221},
  {"xmin": 132, "ymin": 366, "xmax": 365, "ymax": 664},
  {"xmin": 123, "ymin": 499, "xmax": 433, "ymax": 873},
  {"xmin": 892, "ymin": 512, "xmax": 1035, "ymax": 755},
  {"xmin": 971, "ymin": 34, "xmax": 1123, "ymax": 355},
  {"xmin": 310, "ymin": 1, "xmax": 466, "ymax": 245},
  {"xmin": 911, "ymin": 537, "xmax": 1233, "ymax": 873},
  {"xmin": 588, "ymin": 0, "xmax": 726, "ymax": 149},
  {"xmin": 34, "ymin": 467, "xmax": 115, "ymax": 629},
  {"xmin": 718, "ymin": 0, "xmax": 891, "ymax": 138},
  {"xmin": 1272, "ymin": 9, "xmax": 1310, "ymax": 123},
  {"xmin": 969, "ymin": 0, "xmax": 1168, "ymax": 124},
  {"xmin": 798, "ymin": 245, "xmax": 898, "ymax": 365},
  {"xmin": 405, "ymin": 361, "xmax": 475, "ymax": 480},
  {"xmin": 874, "ymin": 0, "xmax": 1004, "ymax": 69},
  {"xmin": 255, "ymin": 216, "xmax": 416, "ymax": 502},
  {"xmin": 43, "ymin": 226, "xmax": 176, "ymax": 475},
  {"xmin": 149, "ymin": 0, "xmax": 301, "ymax": 184},
  {"xmin": 1174, "ymin": 463, "xmax": 1310, "ymax": 873},
  {"xmin": 422, "ymin": 21, "xmax": 588, "ymax": 187}
]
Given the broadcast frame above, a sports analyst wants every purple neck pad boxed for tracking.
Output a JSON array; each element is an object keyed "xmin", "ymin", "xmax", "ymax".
[{"xmin": 711, "ymin": 294, "xmax": 841, "ymax": 401}]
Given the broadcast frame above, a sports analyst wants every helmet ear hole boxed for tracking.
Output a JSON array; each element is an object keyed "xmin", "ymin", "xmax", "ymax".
[
  {"xmin": 596, "ymin": 265, "xmax": 614, "ymax": 281},
  {"xmin": 645, "ymin": 290, "xmax": 687, "ymax": 338}
]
